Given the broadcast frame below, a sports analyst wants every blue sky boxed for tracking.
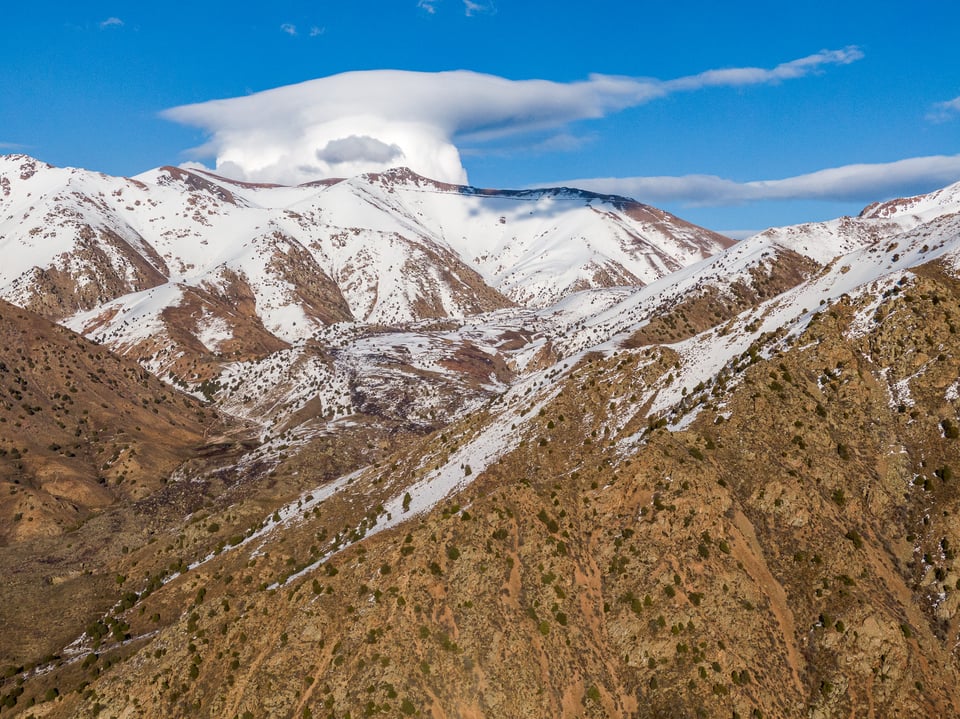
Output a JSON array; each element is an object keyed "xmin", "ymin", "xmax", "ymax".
[{"xmin": 2, "ymin": 1, "xmax": 958, "ymax": 233}]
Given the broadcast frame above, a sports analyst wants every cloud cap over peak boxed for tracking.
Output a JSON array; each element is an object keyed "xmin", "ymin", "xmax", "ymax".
[{"xmin": 163, "ymin": 52, "xmax": 862, "ymax": 186}]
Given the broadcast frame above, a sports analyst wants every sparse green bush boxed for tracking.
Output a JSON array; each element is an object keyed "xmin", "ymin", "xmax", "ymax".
[
  {"xmin": 844, "ymin": 529, "xmax": 864, "ymax": 549},
  {"xmin": 942, "ymin": 419, "xmax": 959, "ymax": 439}
]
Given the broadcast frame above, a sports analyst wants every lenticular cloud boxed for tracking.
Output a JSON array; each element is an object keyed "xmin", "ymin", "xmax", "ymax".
[
  {"xmin": 163, "ymin": 50, "xmax": 862, "ymax": 186},
  {"xmin": 163, "ymin": 69, "xmax": 661, "ymax": 185}
]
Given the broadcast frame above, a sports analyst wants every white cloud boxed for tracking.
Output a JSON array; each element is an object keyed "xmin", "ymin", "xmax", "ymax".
[
  {"xmin": 928, "ymin": 96, "xmax": 960, "ymax": 123},
  {"xmin": 556, "ymin": 154, "xmax": 960, "ymax": 206},
  {"xmin": 99, "ymin": 17, "xmax": 124, "ymax": 29},
  {"xmin": 663, "ymin": 47, "xmax": 863, "ymax": 91},
  {"xmin": 316, "ymin": 135, "xmax": 404, "ymax": 164},
  {"xmin": 463, "ymin": 0, "xmax": 495, "ymax": 16},
  {"xmin": 718, "ymin": 229, "xmax": 762, "ymax": 241},
  {"xmin": 162, "ymin": 50, "xmax": 863, "ymax": 186},
  {"xmin": 0, "ymin": 142, "xmax": 28, "ymax": 151},
  {"xmin": 280, "ymin": 23, "xmax": 297, "ymax": 36},
  {"xmin": 309, "ymin": 26, "xmax": 325, "ymax": 37},
  {"xmin": 418, "ymin": 0, "xmax": 439, "ymax": 13}
]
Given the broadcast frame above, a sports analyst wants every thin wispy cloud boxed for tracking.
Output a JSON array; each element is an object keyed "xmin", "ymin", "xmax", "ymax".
[
  {"xmin": 0, "ymin": 142, "xmax": 28, "ymax": 151},
  {"xmin": 163, "ymin": 49, "xmax": 863, "ymax": 186},
  {"xmin": 928, "ymin": 96, "xmax": 960, "ymax": 123},
  {"xmin": 463, "ymin": 131, "xmax": 596, "ymax": 158},
  {"xmin": 309, "ymin": 26, "xmax": 326, "ymax": 37},
  {"xmin": 99, "ymin": 17, "xmax": 124, "ymax": 30},
  {"xmin": 280, "ymin": 23, "xmax": 297, "ymax": 36},
  {"xmin": 664, "ymin": 47, "xmax": 863, "ymax": 91},
  {"xmin": 556, "ymin": 154, "xmax": 960, "ymax": 207},
  {"xmin": 463, "ymin": 0, "xmax": 495, "ymax": 16},
  {"xmin": 419, "ymin": 0, "xmax": 494, "ymax": 16}
]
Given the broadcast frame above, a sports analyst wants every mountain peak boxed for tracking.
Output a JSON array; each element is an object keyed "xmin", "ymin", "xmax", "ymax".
[{"xmin": 858, "ymin": 180, "xmax": 960, "ymax": 220}]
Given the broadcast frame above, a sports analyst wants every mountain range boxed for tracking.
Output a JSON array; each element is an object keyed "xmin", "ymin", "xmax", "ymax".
[{"xmin": 2, "ymin": 153, "xmax": 960, "ymax": 717}]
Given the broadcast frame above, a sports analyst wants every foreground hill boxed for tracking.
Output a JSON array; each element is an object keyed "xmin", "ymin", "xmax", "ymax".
[{"xmin": 0, "ymin": 298, "xmax": 252, "ymax": 674}]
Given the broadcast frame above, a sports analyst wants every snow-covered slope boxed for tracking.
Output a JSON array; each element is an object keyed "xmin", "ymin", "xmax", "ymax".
[
  {"xmin": 0, "ymin": 156, "xmax": 731, "ymax": 351},
  {"xmin": 748, "ymin": 180, "xmax": 960, "ymax": 263}
]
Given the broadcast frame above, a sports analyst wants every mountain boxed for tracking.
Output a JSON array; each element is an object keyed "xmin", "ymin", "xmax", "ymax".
[
  {"xmin": 0, "ymin": 153, "xmax": 730, "ymax": 345},
  {"xmin": 0, "ymin": 154, "xmax": 732, "ymax": 435},
  {"xmin": 3, "ymin": 153, "xmax": 960, "ymax": 717}
]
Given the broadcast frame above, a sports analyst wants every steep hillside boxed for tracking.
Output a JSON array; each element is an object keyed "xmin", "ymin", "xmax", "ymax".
[
  {"xmin": 0, "ymin": 301, "xmax": 428, "ymax": 682},
  {"xmin": 0, "ymin": 299, "xmax": 220, "ymax": 541},
  {"xmin": 0, "ymin": 298, "xmax": 252, "ymax": 675}
]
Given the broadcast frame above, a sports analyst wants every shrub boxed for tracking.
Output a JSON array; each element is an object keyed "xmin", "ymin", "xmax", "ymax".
[
  {"xmin": 537, "ymin": 509, "xmax": 559, "ymax": 533},
  {"xmin": 844, "ymin": 529, "xmax": 864, "ymax": 549},
  {"xmin": 942, "ymin": 419, "xmax": 959, "ymax": 439}
]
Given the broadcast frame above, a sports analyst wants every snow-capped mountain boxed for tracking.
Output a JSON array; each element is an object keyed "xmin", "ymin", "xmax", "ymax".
[
  {"xmin": 0, "ymin": 155, "xmax": 730, "ymax": 332},
  {"xmin": 0, "ymin": 153, "xmax": 732, "ymax": 427},
  {"xmin": 748, "ymin": 180, "xmax": 960, "ymax": 263},
  {"xmin": 4, "ymin": 151, "xmax": 960, "ymax": 440},
  {"xmin": 8, "ymin": 153, "xmax": 960, "ymax": 718}
]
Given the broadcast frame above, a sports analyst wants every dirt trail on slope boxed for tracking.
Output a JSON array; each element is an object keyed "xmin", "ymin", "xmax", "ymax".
[{"xmin": 731, "ymin": 508, "xmax": 806, "ymax": 698}]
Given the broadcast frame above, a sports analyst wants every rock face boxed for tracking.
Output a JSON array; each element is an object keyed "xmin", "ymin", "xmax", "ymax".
[{"xmin": 3, "ymin": 156, "xmax": 960, "ymax": 718}]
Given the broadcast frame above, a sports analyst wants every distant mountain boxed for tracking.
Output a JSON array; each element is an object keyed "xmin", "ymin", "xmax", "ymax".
[
  {"xmin": 0, "ymin": 154, "xmax": 733, "ymax": 431},
  {"xmin": 0, "ymin": 154, "xmax": 730, "ymax": 342}
]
